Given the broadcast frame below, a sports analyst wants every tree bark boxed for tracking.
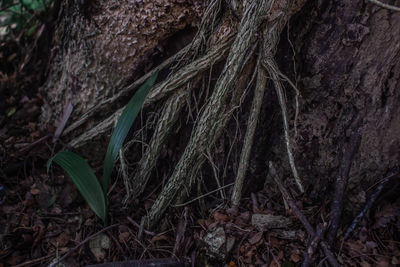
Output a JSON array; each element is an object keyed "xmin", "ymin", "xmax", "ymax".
[{"xmin": 40, "ymin": 0, "xmax": 205, "ymax": 129}]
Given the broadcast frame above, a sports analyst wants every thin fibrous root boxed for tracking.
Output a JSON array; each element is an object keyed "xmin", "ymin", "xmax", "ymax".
[
  {"xmin": 124, "ymin": 89, "xmax": 187, "ymax": 205},
  {"xmin": 231, "ymin": 60, "xmax": 268, "ymax": 209},
  {"xmin": 119, "ymin": 144, "xmax": 131, "ymax": 201},
  {"xmin": 263, "ymin": 58, "xmax": 304, "ymax": 192},
  {"xmin": 231, "ymin": 0, "xmax": 306, "ymax": 207},
  {"xmin": 260, "ymin": 1, "xmax": 305, "ymax": 193},
  {"xmin": 146, "ymin": 0, "xmax": 275, "ymax": 229},
  {"xmin": 69, "ymin": 35, "xmax": 234, "ymax": 148}
]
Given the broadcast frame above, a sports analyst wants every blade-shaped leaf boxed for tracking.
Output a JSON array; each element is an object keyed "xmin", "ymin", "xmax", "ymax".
[
  {"xmin": 102, "ymin": 71, "xmax": 159, "ymax": 193},
  {"xmin": 47, "ymin": 151, "xmax": 107, "ymax": 224}
]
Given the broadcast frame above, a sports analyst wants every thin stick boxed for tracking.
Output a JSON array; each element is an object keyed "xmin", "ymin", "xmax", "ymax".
[
  {"xmin": 173, "ymin": 182, "xmax": 235, "ymax": 207},
  {"xmin": 269, "ymin": 162, "xmax": 339, "ymax": 267},
  {"xmin": 14, "ymin": 254, "xmax": 54, "ymax": 267},
  {"xmin": 344, "ymin": 171, "xmax": 398, "ymax": 239},
  {"xmin": 302, "ymin": 223, "xmax": 327, "ymax": 267},
  {"xmin": 368, "ymin": 0, "xmax": 400, "ymax": 12},
  {"xmin": 327, "ymin": 130, "xmax": 362, "ymax": 247},
  {"xmin": 127, "ymin": 216, "xmax": 156, "ymax": 236}
]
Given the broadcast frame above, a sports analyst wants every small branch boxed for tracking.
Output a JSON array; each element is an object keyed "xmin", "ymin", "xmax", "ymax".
[
  {"xmin": 14, "ymin": 254, "xmax": 54, "ymax": 267},
  {"xmin": 344, "ymin": 171, "xmax": 398, "ymax": 239},
  {"xmin": 173, "ymin": 182, "xmax": 235, "ymax": 207},
  {"xmin": 302, "ymin": 223, "xmax": 327, "ymax": 267},
  {"xmin": 367, "ymin": 0, "xmax": 400, "ymax": 12},
  {"xmin": 327, "ymin": 129, "xmax": 362, "ymax": 247},
  {"xmin": 269, "ymin": 162, "xmax": 339, "ymax": 267},
  {"xmin": 127, "ymin": 216, "xmax": 156, "ymax": 236}
]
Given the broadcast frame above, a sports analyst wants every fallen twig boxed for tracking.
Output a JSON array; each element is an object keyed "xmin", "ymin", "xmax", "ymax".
[
  {"xmin": 302, "ymin": 223, "xmax": 327, "ymax": 267},
  {"xmin": 173, "ymin": 182, "xmax": 235, "ymax": 207},
  {"xmin": 344, "ymin": 171, "xmax": 399, "ymax": 239},
  {"xmin": 327, "ymin": 129, "xmax": 362, "ymax": 247},
  {"xmin": 14, "ymin": 254, "xmax": 54, "ymax": 267},
  {"xmin": 127, "ymin": 216, "xmax": 156, "ymax": 236},
  {"xmin": 269, "ymin": 162, "xmax": 339, "ymax": 267}
]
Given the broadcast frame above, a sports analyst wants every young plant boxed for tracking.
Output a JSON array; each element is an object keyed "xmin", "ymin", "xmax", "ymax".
[{"xmin": 47, "ymin": 72, "xmax": 158, "ymax": 225}]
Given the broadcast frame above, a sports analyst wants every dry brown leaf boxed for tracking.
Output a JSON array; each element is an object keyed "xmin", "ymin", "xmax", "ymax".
[
  {"xmin": 290, "ymin": 252, "xmax": 300, "ymax": 263},
  {"xmin": 151, "ymin": 234, "xmax": 170, "ymax": 243},
  {"xmin": 249, "ymin": 232, "xmax": 263, "ymax": 245},
  {"xmin": 118, "ymin": 232, "xmax": 130, "ymax": 243},
  {"xmin": 214, "ymin": 212, "xmax": 230, "ymax": 222},
  {"xmin": 30, "ymin": 188, "xmax": 40, "ymax": 195}
]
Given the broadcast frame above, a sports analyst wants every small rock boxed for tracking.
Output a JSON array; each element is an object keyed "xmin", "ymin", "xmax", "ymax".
[
  {"xmin": 204, "ymin": 226, "xmax": 226, "ymax": 258},
  {"xmin": 89, "ymin": 233, "xmax": 110, "ymax": 261}
]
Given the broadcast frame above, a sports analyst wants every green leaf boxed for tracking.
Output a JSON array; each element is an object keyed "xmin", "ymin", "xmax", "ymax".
[
  {"xmin": 101, "ymin": 71, "xmax": 158, "ymax": 193},
  {"xmin": 47, "ymin": 195, "xmax": 57, "ymax": 208},
  {"xmin": 7, "ymin": 107, "xmax": 16, "ymax": 117},
  {"xmin": 47, "ymin": 151, "xmax": 107, "ymax": 224}
]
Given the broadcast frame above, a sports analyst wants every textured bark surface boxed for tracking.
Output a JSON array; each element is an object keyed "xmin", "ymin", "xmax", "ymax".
[
  {"xmin": 40, "ymin": 0, "xmax": 205, "ymax": 128},
  {"xmin": 279, "ymin": 0, "xmax": 400, "ymax": 190}
]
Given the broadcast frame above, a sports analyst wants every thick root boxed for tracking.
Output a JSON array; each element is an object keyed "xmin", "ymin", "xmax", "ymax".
[
  {"xmin": 146, "ymin": 0, "xmax": 274, "ymax": 228},
  {"xmin": 125, "ymin": 89, "xmax": 187, "ymax": 204},
  {"xmin": 231, "ymin": 60, "xmax": 268, "ymax": 209},
  {"xmin": 69, "ymin": 36, "xmax": 234, "ymax": 148}
]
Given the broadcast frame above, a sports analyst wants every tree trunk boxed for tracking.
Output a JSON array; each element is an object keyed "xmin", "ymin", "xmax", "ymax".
[{"xmin": 41, "ymin": 0, "xmax": 400, "ymax": 228}]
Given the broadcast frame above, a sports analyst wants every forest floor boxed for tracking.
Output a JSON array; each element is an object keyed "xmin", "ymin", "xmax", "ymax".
[{"xmin": 1, "ymin": 76, "xmax": 399, "ymax": 266}]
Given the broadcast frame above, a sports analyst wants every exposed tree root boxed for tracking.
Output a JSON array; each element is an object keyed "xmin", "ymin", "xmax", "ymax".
[
  {"xmin": 231, "ymin": 60, "xmax": 268, "ymax": 209},
  {"xmin": 61, "ymin": 0, "xmax": 308, "ymax": 231},
  {"xmin": 120, "ymin": 0, "xmax": 225, "ymax": 204},
  {"xmin": 124, "ymin": 89, "xmax": 187, "ymax": 204},
  {"xmin": 263, "ymin": 58, "xmax": 304, "ymax": 192},
  {"xmin": 146, "ymin": 0, "xmax": 274, "ymax": 228},
  {"xmin": 68, "ymin": 35, "xmax": 234, "ymax": 147}
]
